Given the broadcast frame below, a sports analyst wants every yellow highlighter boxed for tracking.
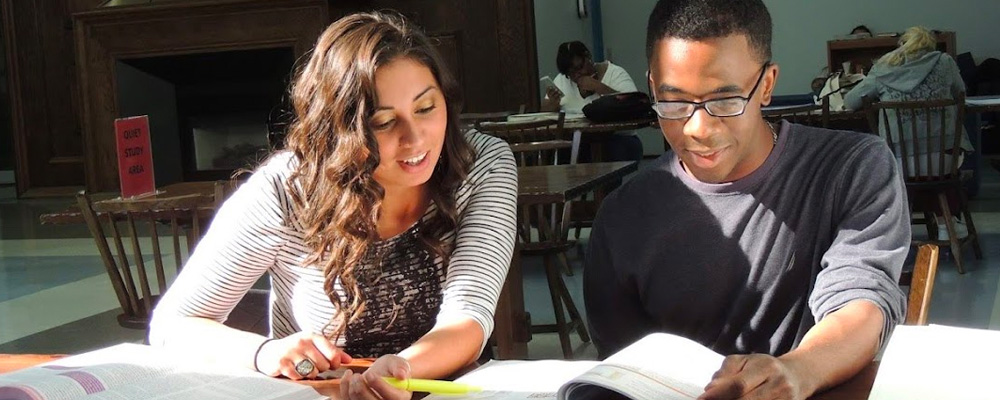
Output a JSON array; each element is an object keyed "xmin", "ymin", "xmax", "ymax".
[{"xmin": 382, "ymin": 377, "xmax": 482, "ymax": 395}]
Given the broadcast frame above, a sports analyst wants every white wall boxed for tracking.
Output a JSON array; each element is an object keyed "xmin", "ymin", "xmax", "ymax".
[
  {"xmin": 533, "ymin": 1, "xmax": 594, "ymax": 98},
  {"xmin": 598, "ymin": 0, "xmax": 1000, "ymax": 96},
  {"xmin": 596, "ymin": 1, "xmax": 664, "ymax": 154},
  {"xmin": 767, "ymin": 0, "xmax": 1000, "ymax": 95}
]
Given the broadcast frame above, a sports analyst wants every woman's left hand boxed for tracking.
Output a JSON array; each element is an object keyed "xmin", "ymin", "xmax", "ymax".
[{"xmin": 340, "ymin": 355, "xmax": 412, "ymax": 400}]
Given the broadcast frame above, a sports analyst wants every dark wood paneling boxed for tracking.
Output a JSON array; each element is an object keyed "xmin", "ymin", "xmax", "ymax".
[
  {"xmin": 366, "ymin": 0, "xmax": 537, "ymax": 113},
  {"xmin": 496, "ymin": 0, "xmax": 537, "ymax": 112},
  {"xmin": 5, "ymin": 0, "xmax": 536, "ymax": 194},
  {"xmin": 67, "ymin": 0, "xmax": 104, "ymax": 13},
  {"xmin": 3, "ymin": 0, "xmax": 85, "ymax": 195},
  {"xmin": 429, "ymin": 33, "xmax": 464, "ymax": 95},
  {"xmin": 74, "ymin": 0, "xmax": 328, "ymax": 191}
]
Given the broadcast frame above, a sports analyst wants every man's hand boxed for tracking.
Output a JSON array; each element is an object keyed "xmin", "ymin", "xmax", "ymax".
[{"xmin": 699, "ymin": 354, "xmax": 813, "ymax": 400}]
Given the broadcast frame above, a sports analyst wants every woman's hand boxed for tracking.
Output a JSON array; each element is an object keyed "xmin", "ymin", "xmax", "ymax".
[
  {"xmin": 340, "ymin": 355, "xmax": 412, "ymax": 400},
  {"xmin": 255, "ymin": 332, "xmax": 353, "ymax": 380}
]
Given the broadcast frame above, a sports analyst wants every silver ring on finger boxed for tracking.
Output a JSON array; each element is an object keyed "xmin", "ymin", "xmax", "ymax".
[{"xmin": 294, "ymin": 359, "xmax": 315, "ymax": 376}]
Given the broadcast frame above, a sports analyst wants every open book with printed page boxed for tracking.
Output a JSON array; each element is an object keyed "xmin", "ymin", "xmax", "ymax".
[
  {"xmin": 427, "ymin": 333, "xmax": 724, "ymax": 400},
  {"xmin": 0, "ymin": 343, "xmax": 326, "ymax": 400}
]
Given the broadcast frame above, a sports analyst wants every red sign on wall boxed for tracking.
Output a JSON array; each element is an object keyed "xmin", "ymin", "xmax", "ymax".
[{"xmin": 114, "ymin": 116, "xmax": 156, "ymax": 198}]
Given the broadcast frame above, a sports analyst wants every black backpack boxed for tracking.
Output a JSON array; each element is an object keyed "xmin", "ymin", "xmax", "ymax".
[{"xmin": 582, "ymin": 91, "xmax": 655, "ymax": 123}]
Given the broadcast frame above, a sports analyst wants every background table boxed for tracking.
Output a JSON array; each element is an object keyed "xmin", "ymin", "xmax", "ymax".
[{"xmin": 39, "ymin": 181, "xmax": 222, "ymax": 226}]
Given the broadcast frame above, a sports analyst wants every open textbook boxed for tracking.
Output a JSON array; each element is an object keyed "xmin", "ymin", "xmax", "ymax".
[
  {"xmin": 428, "ymin": 333, "xmax": 724, "ymax": 400},
  {"xmin": 0, "ymin": 343, "xmax": 324, "ymax": 400},
  {"xmin": 867, "ymin": 324, "xmax": 999, "ymax": 400}
]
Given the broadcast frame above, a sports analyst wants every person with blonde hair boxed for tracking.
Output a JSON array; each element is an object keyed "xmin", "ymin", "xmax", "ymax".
[
  {"xmin": 148, "ymin": 11, "xmax": 518, "ymax": 400},
  {"xmin": 845, "ymin": 26, "xmax": 972, "ymax": 236},
  {"xmin": 845, "ymin": 25, "xmax": 971, "ymax": 155}
]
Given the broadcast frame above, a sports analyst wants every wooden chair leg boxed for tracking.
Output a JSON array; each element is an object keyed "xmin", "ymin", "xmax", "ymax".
[
  {"xmin": 543, "ymin": 254, "xmax": 573, "ymax": 359},
  {"xmin": 959, "ymin": 191, "xmax": 983, "ymax": 260},
  {"xmin": 924, "ymin": 211, "xmax": 938, "ymax": 240},
  {"xmin": 938, "ymin": 193, "xmax": 964, "ymax": 274},
  {"xmin": 558, "ymin": 252, "xmax": 574, "ymax": 276},
  {"xmin": 553, "ymin": 268, "xmax": 590, "ymax": 343},
  {"xmin": 964, "ymin": 208, "xmax": 983, "ymax": 260}
]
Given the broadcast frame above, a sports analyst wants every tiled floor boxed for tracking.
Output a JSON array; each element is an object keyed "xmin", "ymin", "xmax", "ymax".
[{"xmin": 2, "ymin": 164, "xmax": 1000, "ymax": 360}]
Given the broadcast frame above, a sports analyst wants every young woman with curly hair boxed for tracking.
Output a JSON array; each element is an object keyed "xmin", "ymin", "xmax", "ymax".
[{"xmin": 149, "ymin": 11, "xmax": 517, "ymax": 399}]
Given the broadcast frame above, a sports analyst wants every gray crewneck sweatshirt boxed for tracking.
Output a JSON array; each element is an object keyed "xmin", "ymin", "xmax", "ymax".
[{"xmin": 584, "ymin": 121, "xmax": 909, "ymax": 359}]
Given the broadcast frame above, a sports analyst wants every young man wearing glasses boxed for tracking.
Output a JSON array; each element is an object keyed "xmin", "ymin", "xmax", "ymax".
[{"xmin": 584, "ymin": 1, "xmax": 909, "ymax": 399}]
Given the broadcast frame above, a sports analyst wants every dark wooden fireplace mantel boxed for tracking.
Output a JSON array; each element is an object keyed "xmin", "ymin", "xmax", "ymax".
[
  {"xmin": 73, "ymin": 0, "xmax": 328, "ymax": 191},
  {"xmin": 5, "ymin": 0, "xmax": 536, "ymax": 195}
]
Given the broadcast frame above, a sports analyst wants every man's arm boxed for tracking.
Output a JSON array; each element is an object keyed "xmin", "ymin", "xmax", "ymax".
[
  {"xmin": 700, "ymin": 300, "xmax": 883, "ymax": 399},
  {"xmin": 702, "ymin": 138, "xmax": 909, "ymax": 400},
  {"xmin": 584, "ymin": 194, "xmax": 656, "ymax": 359},
  {"xmin": 843, "ymin": 71, "xmax": 878, "ymax": 110}
]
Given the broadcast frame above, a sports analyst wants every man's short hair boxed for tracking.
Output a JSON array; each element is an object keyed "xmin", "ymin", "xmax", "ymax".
[
  {"xmin": 556, "ymin": 41, "xmax": 591, "ymax": 76},
  {"xmin": 645, "ymin": 0, "xmax": 772, "ymax": 63}
]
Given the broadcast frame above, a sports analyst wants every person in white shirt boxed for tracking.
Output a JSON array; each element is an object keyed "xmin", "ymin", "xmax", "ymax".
[{"xmin": 541, "ymin": 41, "xmax": 644, "ymax": 162}]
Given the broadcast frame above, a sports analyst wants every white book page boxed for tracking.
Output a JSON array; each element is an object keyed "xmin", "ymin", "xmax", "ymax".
[
  {"xmin": 561, "ymin": 363, "xmax": 702, "ymax": 400},
  {"xmin": 966, "ymin": 95, "xmax": 1000, "ymax": 106},
  {"xmin": 604, "ymin": 333, "xmax": 724, "ymax": 389},
  {"xmin": 425, "ymin": 333, "xmax": 723, "ymax": 400},
  {"xmin": 0, "ymin": 343, "xmax": 324, "ymax": 400},
  {"xmin": 559, "ymin": 333, "xmax": 723, "ymax": 400},
  {"xmin": 868, "ymin": 325, "xmax": 1000, "ymax": 400}
]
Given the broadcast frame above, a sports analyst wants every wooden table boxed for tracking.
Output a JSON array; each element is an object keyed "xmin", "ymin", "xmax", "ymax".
[
  {"xmin": 0, "ymin": 353, "xmax": 354, "ymax": 398},
  {"xmin": 480, "ymin": 115, "xmax": 656, "ymax": 135},
  {"xmin": 0, "ymin": 353, "xmax": 878, "ymax": 399},
  {"xmin": 562, "ymin": 117, "xmax": 657, "ymax": 134},
  {"xmin": 480, "ymin": 116, "xmax": 657, "ymax": 162},
  {"xmin": 39, "ymin": 181, "xmax": 221, "ymax": 225},
  {"xmin": 564, "ymin": 117, "xmax": 657, "ymax": 162}
]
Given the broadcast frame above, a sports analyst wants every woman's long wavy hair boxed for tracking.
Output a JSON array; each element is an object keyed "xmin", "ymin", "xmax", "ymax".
[
  {"xmin": 879, "ymin": 26, "xmax": 937, "ymax": 67},
  {"xmin": 282, "ymin": 11, "xmax": 475, "ymax": 340}
]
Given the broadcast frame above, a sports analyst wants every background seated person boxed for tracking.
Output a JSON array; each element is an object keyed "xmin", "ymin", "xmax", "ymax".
[
  {"xmin": 541, "ymin": 41, "xmax": 644, "ymax": 163},
  {"xmin": 850, "ymin": 24, "xmax": 873, "ymax": 37},
  {"xmin": 845, "ymin": 25, "xmax": 972, "ymax": 172},
  {"xmin": 149, "ymin": 11, "xmax": 517, "ymax": 400},
  {"xmin": 585, "ymin": 1, "xmax": 908, "ymax": 399},
  {"xmin": 845, "ymin": 26, "xmax": 972, "ymax": 237}
]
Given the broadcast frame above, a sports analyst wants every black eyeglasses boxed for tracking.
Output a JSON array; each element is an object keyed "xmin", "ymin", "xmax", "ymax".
[{"xmin": 651, "ymin": 62, "xmax": 771, "ymax": 120}]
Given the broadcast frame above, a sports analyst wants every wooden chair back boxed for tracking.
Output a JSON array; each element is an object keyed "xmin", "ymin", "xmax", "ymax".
[
  {"xmin": 478, "ymin": 113, "xmax": 581, "ymax": 244},
  {"xmin": 763, "ymin": 100, "xmax": 829, "ymax": 128},
  {"xmin": 478, "ymin": 112, "xmax": 579, "ymax": 166},
  {"xmin": 76, "ymin": 188, "xmax": 220, "ymax": 329},
  {"xmin": 864, "ymin": 94, "xmax": 966, "ymax": 181},
  {"xmin": 901, "ymin": 244, "xmax": 939, "ymax": 325}
]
